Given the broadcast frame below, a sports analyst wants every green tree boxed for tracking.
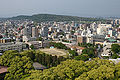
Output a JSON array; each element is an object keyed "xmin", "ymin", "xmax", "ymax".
[
  {"xmin": 75, "ymin": 54, "xmax": 89, "ymax": 61},
  {"xmin": 82, "ymin": 48, "xmax": 95, "ymax": 58},
  {"xmin": 0, "ymin": 50, "xmax": 19, "ymax": 66},
  {"xmin": 111, "ymin": 44, "xmax": 120, "ymax": 54},
  {"xmin": 4, "ymin": 56, "xmax": 33, "ymax": 80},
  {"xmin": 26, "ymin": 58, "xmax": 115, "ymax": 80},
  {"xmin": 76, "ymin": 65, "xmax": 115, "ymax": 80},
  {"xmin": 49, "ymin": 42, "xmax": 68, "ymax": 50},
  {"xmin": 111, "ymin": 53, "xmax": 119, "ymax": 59},
  {"xmin": 30, "ymin": 45, "xmax": 35, "ymax": 50},
  {"xmin": 69, "ymin": 50, "xmax": 78, "ymax": 57},
  {"xmin": 20, "ymin": 50, "xmax": 35, "ymax": 61}
]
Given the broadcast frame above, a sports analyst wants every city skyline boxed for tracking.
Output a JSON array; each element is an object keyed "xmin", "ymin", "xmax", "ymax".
[{"xmin": 0, "ymin": 0, "xmax": 120, "ymax": 17}]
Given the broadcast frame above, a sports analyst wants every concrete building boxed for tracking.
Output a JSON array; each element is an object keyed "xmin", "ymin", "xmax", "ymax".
[
  {"xmin": 87, "ymin": 36, "xmax": 93, "ymax": 44},
  {"xmin": 97, "ymin": 24, "xmax": 112, "ymax": 35},
  {"xmin": 22, "ymin": 27, "xmax": 32, "ymax": 37},
  {"xmin": 112, "ymin": 19, "xmax": 120, "ymax": 26},
  {"xmin": 93, "ymin": 35, "xmax": 105, "ymax": 43},
  {"xmin": 26, "ymin": 40, "xmax": 49, "ymax": 49},
  {"xmin": 41, "ymin": 26, "xmax": 48, "ymax": 37},
  {"xmin": 32, "ymin": 27, "xmax": 38, "ymax": 38},
  {"xmin": 0, "ymin": 38, "xmax": 11, "ymax": 43},
  {"xmin": 26, "ymin": 41, "xmax": 43, "ymax": 49},
  {"xmin": 0, "ymin": 42, "xmax": 26, "ymax": 52},
  {"xmin": 108, "ymin": 28, "xmax": 113, "ymax": 37},
  {"xmin": 22, "ymin": 36, "xmax": 36, "ymax": 42}
]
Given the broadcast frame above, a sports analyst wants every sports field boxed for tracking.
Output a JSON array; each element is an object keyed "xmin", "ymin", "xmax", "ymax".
[{"xmin": 40, "ymin": 48, "xmax": 68, "ymax": 57}]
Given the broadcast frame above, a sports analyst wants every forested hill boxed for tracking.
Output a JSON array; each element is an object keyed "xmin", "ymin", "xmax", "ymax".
[{"xmin": 10, "ymin": 14, "xmax": 106, "ymax": 22}]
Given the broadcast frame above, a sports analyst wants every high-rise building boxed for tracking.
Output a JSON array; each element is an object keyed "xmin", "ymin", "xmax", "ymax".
[
  {"xmin": 41, "ymin": 26, "xmax": 48, "ymax": 37},
  {"xmin": 97, "ymin": 24, "xmax": 112, "ymax": 35},
  {"xmin": 32, "ymin": 27, "xmax": 38, "ymax": 38},
  {"xmin": 112, "ymin": 19, "xmax": 120, "ymax": 26},
  {"xmin": 22, "ymin": 27, "xmax": 32, "ymax": 37},
  {"xmin": 108, "ymin": 28, "xmax": 113, "ymax": 37}
]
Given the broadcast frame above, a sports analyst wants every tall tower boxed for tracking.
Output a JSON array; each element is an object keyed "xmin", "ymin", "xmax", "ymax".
[{"xmin": 32, "ymin": 27, "xmax": 38, "ymax": 38}]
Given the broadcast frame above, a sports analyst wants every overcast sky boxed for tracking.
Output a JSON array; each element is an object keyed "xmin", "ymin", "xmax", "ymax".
[{"xmin": 0, "ymin": 0, "xmax": 120, "ymax": 17}]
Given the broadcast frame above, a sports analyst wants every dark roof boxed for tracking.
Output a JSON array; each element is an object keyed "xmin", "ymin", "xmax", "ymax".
[
  {"xmin": 33, "ymin": 62, "xmax": 47, "ymax": 70},
  {"xmin": 0, "ymin": 66, "xmax": 8, "ymax": 74}
]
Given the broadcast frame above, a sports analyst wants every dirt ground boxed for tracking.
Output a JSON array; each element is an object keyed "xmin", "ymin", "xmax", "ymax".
[{"xmin": 40, "ymin": 48, "xmax": 68, "ymax": 57}]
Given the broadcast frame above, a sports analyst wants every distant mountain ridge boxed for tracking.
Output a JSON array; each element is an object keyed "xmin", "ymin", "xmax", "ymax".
[{"xmin": 10, "ymin": 14, "xmax": 106, "ymax": 22}]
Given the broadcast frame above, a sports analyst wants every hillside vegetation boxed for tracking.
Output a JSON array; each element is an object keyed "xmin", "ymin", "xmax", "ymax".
[{"xmin": 10, "ymin": 14, "xmax": 106, "ymax": 22}]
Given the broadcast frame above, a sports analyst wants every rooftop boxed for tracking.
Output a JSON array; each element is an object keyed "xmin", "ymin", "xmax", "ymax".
[
  {"xmin": 0, "ymin": 66, "xmax": 8, "ymax": 74},
  {"xmin": 33, "ymin": 62, "xmax": 47, "ymax": 70}
]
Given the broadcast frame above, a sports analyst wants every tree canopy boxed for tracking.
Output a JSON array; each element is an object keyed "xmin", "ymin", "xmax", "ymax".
[
  {"xmin": 25, "ymin": 58, "xmax": 120, "ymax": 80},
  {"xmin": 0, "ymin": 50, "xmax": 66, "ymax": 80},
  {"xmin": 49, "ymin": 42, "xmax": 68, "ymax": 50},
  {"xmin": 0, "ymin": 50, "xmax": 33, "ymax": 80},
  {"xmin": 111, "ymin": 44, "xmax": 120, "ymax": 54}
]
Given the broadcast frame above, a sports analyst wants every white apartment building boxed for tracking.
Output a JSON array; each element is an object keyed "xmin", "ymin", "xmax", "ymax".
[{"xmin": 97, "ymin": 24, "xmax": 112, "ymax": 35}]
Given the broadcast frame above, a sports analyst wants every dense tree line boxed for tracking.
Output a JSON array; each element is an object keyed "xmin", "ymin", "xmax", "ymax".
[
  {"xmin": 20, "ymin": 50, "xmax": 66, "ymax": 68},
  {"xmin": 49, "ymin": 42, "xmax": 68, "ymax": 50},
  {"xmin": 111, "ymin": 44, "xmax": 120, "ymax": 59},
  {"xmin": 111, "ymin": 44, "xmax": 120, "ymax": 54},
  {"xmin": 75, "ymin": 54, "xmax": 89, "ymax": 61},
  {"xmin": 34, "ymin": 50, "xmax": 66, "ymax": 68},
  {"xmin": 0, "ymin": 50, "xmax": 66, "ymax": 80},
  {"xmin": 0, "ymin": 50, "xmax": 33, "ymax": 80},
  {"xmin": 26, "ymin": 58, "xmax": 120, "ymax": 80}
]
